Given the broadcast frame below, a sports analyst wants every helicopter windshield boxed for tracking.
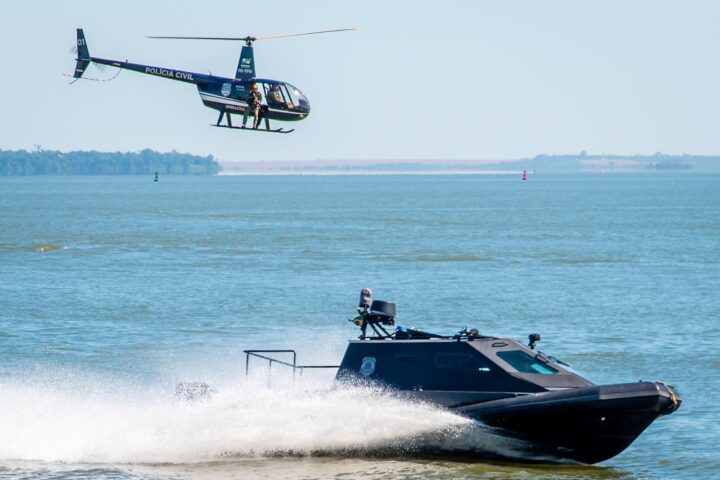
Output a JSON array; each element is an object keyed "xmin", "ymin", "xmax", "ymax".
[
  {"xmin": 257, "ymin": 81, "xmax": 310, "ymax": 113},
  {"xmin": 285, "ymin": 83, "xmax": 310, "ymax": 110}
]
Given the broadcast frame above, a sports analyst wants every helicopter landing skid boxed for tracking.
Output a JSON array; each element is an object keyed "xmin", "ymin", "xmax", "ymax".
[{"xmin": 211, "ymin": 124, "xmax": 295, "ymax": 134}]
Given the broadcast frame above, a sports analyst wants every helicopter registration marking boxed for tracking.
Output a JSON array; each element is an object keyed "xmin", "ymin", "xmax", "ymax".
[{"xmin": 144, "ymin": 67, "xmax": 194, "ymax": 81}]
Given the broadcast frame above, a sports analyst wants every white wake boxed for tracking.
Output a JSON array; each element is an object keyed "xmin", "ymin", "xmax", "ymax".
[{"xmin": 0, "ymin": 374, "xmax": 530, "ymax": 464}]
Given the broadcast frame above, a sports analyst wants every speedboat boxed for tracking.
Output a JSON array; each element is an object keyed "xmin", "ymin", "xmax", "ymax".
[{"xmin": 245, "ymin": 289, "xmax": 681, "ymax": 464}]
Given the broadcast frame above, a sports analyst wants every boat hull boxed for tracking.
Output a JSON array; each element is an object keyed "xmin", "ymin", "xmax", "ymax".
[{"xmin": 455, "ymin": 381, "xmax": 681, "ymax": 464}]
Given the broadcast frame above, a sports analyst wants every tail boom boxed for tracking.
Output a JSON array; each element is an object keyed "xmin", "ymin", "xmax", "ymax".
[
  {"xmin": 73, "ymin": 28, "xmax": 210, "ymax": 85},
  {"xmin": 90, "ymin": 57, "xmax": 210, "ymax": 85}
]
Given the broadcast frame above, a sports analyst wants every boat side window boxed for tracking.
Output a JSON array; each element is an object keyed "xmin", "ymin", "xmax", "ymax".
[
  {"xmin": 497, "ymin": 350, "xmax": 557, "ymax": 375},
  {"xmin": 435, "ymin": 353, "xmax": 491, "ymax": 372}
]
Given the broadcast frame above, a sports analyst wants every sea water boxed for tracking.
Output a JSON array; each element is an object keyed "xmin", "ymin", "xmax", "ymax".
[{"xmin": 0, "ymin": 174, "xmax": 717, "ymax": 479}]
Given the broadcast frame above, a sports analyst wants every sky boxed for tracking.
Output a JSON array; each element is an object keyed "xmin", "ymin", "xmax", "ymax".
[{"xmin": 1, "ymin": 1, "xmax": 719, "ymax": 163}]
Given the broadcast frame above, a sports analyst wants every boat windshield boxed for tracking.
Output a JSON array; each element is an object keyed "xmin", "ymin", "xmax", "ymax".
[{"xmin": 497, "ymin": 350, "xmax": 557, "ymax": 375}]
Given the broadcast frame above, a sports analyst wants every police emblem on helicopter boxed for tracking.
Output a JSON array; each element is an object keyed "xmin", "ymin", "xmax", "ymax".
[
  {"xmin": 221, "ymin": 83, "xmax": 232, "ymax": 97},
  {"xmin": 360, "ymin": 357, "xmax": 376, "ymax": 377}
]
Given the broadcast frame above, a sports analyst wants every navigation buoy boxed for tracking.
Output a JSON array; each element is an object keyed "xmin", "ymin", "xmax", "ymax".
[
  {"xmin": 522, "ymin": 170, "xmax": 528, "ymax": 181},
  {"xmin": 154, "ymin": 171, "xmax": 159, "ymax": 182}
]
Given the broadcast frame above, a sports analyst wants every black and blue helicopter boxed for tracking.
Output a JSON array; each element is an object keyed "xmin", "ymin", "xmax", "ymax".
[{"xmin": 72, "ymin": 28, "xmax": 354, "ymax": 134}]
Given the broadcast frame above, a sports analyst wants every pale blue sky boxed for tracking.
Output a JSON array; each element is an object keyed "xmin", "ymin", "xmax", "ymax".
[{"xmin": 1, "ymin": 1, "xmax": 719, "ymax": 162}]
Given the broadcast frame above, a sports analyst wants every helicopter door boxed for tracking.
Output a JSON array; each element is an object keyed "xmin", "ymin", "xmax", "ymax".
[
  {"xmin": 277, "ymin": 84, "xmax": 294, "ymax": 109},
  {"xmin": 258, "ymin": 82, "xmax": 269, "ymax": 102},
  {"xmin": 256, "ymin": 82, "xmax": 308, "ymax": 112},
  {"xmin": 261, "ymin": 82, "xmax": 292, "ymax": 110}
]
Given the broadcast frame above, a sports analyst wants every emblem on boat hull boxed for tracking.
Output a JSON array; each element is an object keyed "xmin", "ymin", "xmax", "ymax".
[{"xmin": 360, "ymin": 356, "xmax": 376, "ymax": 377}]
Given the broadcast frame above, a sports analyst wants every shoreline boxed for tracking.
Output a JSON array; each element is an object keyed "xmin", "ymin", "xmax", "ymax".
[{"xmin": 217, "ymin": 169, "xmax": 526, "ymax": 176}]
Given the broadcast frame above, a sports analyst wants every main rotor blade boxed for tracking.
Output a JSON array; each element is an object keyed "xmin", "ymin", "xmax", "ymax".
[
  {"xmin": 147, "ymin": 28, "xmax": 356, "ymax": 42},
  {"xmin": 147, "ymin": 36, "xmax": 251, "ymax": 41},
  {"xmin": 255, "ymin": 28, "xmax": 357, "ymax": 40}
]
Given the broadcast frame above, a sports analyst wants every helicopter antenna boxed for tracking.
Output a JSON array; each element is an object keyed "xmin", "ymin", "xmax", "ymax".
[{"xmin": 148, "ymin": 28, "xmax": 356, "ymax": 46}]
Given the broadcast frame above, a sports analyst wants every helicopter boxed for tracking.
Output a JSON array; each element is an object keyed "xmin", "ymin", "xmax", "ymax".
[{"xmin": 71, "ymin": 28, "xmax": 355, "ymax": 134}]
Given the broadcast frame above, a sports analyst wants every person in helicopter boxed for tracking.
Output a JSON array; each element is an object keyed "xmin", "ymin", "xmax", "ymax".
[
  {"xmin": 266, "ymin": 84, "xmax": 285, "ymax": 109},
  {"xmin": 242, "ymin": 82, "xmax": 262, "ymax": 129}
]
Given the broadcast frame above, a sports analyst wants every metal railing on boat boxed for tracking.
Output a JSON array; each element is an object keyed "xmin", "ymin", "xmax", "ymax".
[{"xmin": 243, "ymin": 349, "xmax": 340, "ymax": 384}]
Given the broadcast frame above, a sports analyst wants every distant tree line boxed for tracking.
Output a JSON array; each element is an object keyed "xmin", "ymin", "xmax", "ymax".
[
  {"xmin": 530, "ymin": 152, "xmax": 719, "ymax": 171},
  {"xmin": 0, "ymin": 149, "xmax": 221, "ymax": 175}
]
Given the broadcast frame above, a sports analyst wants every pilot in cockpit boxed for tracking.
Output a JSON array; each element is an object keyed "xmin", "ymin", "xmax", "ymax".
[{"xmin": 267, "ymin": 84, "xmax": 285, "ymax": 109}]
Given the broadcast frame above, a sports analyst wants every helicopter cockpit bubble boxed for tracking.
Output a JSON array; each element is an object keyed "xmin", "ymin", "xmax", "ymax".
[
  {"xmin": 285, "ymin": 83, "xmax": 310, "ymax": 112},
  {"xmin": 256, "ymin": 81, "xmax": 310, "ymax": 114}
]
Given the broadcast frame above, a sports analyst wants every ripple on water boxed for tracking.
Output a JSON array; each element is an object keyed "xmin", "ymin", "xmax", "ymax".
[
  {"xmin": 390, "ymin": 254, "xmax": 491, "ymax": 263},
  {"xmin": 31, "ymin": 244, "xmax": 65, "ymax": 253}
]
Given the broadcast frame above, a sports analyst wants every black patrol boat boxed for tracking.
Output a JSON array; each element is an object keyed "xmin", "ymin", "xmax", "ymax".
[{"xmin": 245, "ymin": 289, "xmax": 681, "ymax": 464}]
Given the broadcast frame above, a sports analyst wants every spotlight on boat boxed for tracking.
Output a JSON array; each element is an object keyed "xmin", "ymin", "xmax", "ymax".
[
  {"xmin": 355, "ymin": 288, "xmax": 396, "ymax": 338},
  {"xmin": 357, "ymin": 288, "xmax": 395, "ymax": 326},
  {"xmin": 368, "ymin": 300, "xmax": 396, "ymax": 326},
  {"xmin": 528, "ymin": 332, "xmax": 541, "ymax": 349}
]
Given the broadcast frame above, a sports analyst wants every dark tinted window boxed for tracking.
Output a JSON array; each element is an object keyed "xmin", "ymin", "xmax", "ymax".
[
  {"xmin": 435, "ymin": 353, "xmax": 491, "ymax": 372},
  {"xmin": 497, "ymin": 350, "xmax": 556, "ymax": 375}
]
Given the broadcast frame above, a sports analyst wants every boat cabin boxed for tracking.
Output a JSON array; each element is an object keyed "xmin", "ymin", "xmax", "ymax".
[{"xmin": 336, "ymin": 290, "xmax": 592, "ymax": 407}]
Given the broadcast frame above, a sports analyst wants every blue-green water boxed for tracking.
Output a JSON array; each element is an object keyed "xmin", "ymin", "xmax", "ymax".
[{"xmin": 0, "ymin": 174, "xmax": 717, "ymax": 479}]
